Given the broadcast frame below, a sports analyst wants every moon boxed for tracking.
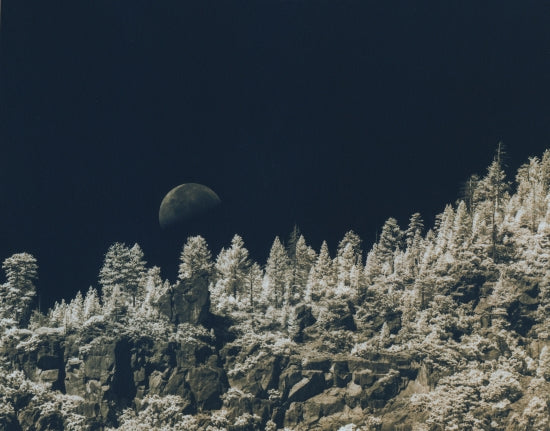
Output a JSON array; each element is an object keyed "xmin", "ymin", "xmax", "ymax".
[{"xmin": 159, "ymin": 183, "xmax": 221, "ymax": 229}]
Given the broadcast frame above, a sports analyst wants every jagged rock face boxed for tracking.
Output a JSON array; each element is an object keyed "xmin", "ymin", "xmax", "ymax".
[
  {"xmin": 3, "ymin": 322, "xmax": 435, "ymax": 431},
  {"xmin": 158, "ymin": 278, "xmax": 210, "ymax": 325},
  {"xmin": 219, "ymin": 342, "xmax": 421, "ymax": 430},
  {"xmin": 6, "ymin": 329, "xmax": 227, "ymax": 429}
]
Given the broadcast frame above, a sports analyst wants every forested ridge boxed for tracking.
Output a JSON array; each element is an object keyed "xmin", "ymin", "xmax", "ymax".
[{"xmin": 1, "ymin": 148, "xmax": 550, "ymax": 430}]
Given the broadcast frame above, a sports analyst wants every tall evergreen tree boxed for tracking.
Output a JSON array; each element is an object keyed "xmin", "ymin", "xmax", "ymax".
[
  {"xmin": 404, "ymin": 213, "xmax": 424, "ymax": 279},
  {"xmin": 377, "ymin": 218, "xmax": 403, "ymax": 274},
  {"xmin": 452, "ymin": 201, "xmax": 472, "ymax": 251},
  {"xmin": 434, "ymin": 205, "xmax": 455, "ymax": 257},
  {"xmin": 515, "ymin": 157, "xmax": 547, "ymax": 231},
  {"xmin": 336, "ymin": 230, "xmax": 363, "ymax": 289},
  {"xmin": 214, "ymin": 234, "xmax": 251, "ymax": 300},
  {"xmin": 289, "ymin": 235, "xmax": 316, "ymax": 304},
  {"xmin": 141, "ymin": 266, "xmax": 163, "ymax": 317},
  {"xmin": 99, "ymin": 242, "xmax": 147, "ymax": 308},
  {"xmin": 461, "ymin": 174, "xmax": 481, "ymax": 214},
  {"xmin": 178, "ymin": 236, "xmax": 214, "ymax": 284},
  {"xmin": 475, "ymin": 143, "xmax": 510, "ymax": 260},
  {"xmin": 67, "ymin": 291, "xmax": 84, "ymax": 327},
  {"xmin": 364, "ymin": 244, "xmax": 382, "ymax": 284},
  {"xmin": 244, "ymin": 263, "xmax": 263, "ymax": 312},
  {"xmin": 264, "ymin": 236, "xmax": 290, "ymax": 308},
  {"xmin": 286, "ymin": 224, "xmax": 302, "ymax": 262},
  {"xmin": 83, "ymin": 286, "xmax": 101, "ymax": 320},
  {"xmin": 306, "ymin": 241, "xmax": 335, "ymax": 301},
  {"xmin": 1, "ymin": 253, "xmax": 38, "ymax": 326},
  {"xmin": 103, "ymin": 284, "xmax": 127, "ymax": 321}
]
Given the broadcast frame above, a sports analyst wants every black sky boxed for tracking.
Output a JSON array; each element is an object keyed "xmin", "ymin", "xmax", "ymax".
[{"xmin": 1, "ymin": 0, "xmax": 550, "ymax": 308}]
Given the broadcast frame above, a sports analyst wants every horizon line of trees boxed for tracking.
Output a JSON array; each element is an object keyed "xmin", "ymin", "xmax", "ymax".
[{"xmin": 2, "ymin": 146, "xmax": 550, "ymax": 335}]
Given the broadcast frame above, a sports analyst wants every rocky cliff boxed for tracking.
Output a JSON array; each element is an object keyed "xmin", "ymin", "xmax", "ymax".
[{"xmin": 0, "ymin": 275, "xmax": 433, "ymax": 431}]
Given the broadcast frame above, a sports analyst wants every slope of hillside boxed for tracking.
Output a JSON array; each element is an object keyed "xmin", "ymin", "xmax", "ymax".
[{"xmin": 1, "ymin": 148, "xmax": 550, "ymax": 430}]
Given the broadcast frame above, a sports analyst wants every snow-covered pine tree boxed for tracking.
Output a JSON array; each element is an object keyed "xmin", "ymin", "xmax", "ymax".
[
  {"xmin": 83, "ymin": 286, "xmax": 102, "ymax": 320},
  {"xmin": 288, "ymin": 235, "xmax": 317, "ymax": 304},
  {"xmin": 434, "ymin": 205, "xmax": 455, "ymax": 259},
  {"xmin": 140, "ymin": 266, "xmax": 163, "ymax": 317},
  {"xmin": 286, "ymin": 224, "xmax": 301, "ymax": 262},
  {"xmin": 376, "ymin": 217, "xmax": 403, "ymax": 275},
  {"xmin": 264, "ymin": 237, "xmax": 290, "ymax": 308},
  {"xmin": 67, "ymin": 291, "xmax": 84, "ymax": 327},
  {"xmin": 213, "ymin": 234, "xmax": 251, "ymax": 303},
  {"xmin": 461, "ymin": 173, "xmax": 480, "ymax": 214},
  {"xmin": 514, "ymin": 156, "xmax": 547, "ymax": 232},
  {"xmin": 363, "ymin": 243, "xmax": 380, "ymax": 286},
  {"xmin": 403, "ymin": 212, "xmax": 424, "ymax": 280},
  {"xmin": 474, "ymin": 144, "xmax": 510, "ymax": 261},
  {"xmin": 48, "ymin": 299, "xmax": 67, "ymax": 327},
  {"xmin": 243, "ymin": 262, "xmax": 263, "ymax": 312},
  {"xmin": 336, "ymin": 231, "xmax": 363, "ymax": 290},
  {"xmin": 305, "ymin": 241, "xmax": 335, "ymax": 302},
  {"xmin": 1, "ymin": 253, "xmax": 38, "ymax": 326},
  {"xmin": 99, "ymin": 242, "xmax": 147, "ymax": 309},
  {"xmin": 103, "ymin": 284, "xmax": 127, "ymax": 322},
  {"xmin": 178, "ymin": 235, "xmax": 214, "ymax": 284}
]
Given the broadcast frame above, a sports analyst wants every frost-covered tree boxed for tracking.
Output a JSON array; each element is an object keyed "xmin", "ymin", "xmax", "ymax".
[
  {"xmin": 103, "ymin": 284, "xmax": 127, "ymax": 321},
  {"xmin": 140, "ymin": 266, "xmax": 164, "ymax": 317},
  {"xmin": 213, "ymin": 234, "xmax": 251, "ymax": 301},
  {"xmin": 376, "ymin": 217, "xmax": 402, "ymax": 274},
  {"xmin": 178, "ymin": 236, "xmax": 213, "ymax": 286},
  {"xmin": 475, "ymin": 144, "xmax": 510, "ymax": 260},
  {"xmin": 67, "ymin": 291, "xmax": 84, "ymax": 326},
  {"xmin": 461, "ymin": 173, "xmax": 480, "ymax": 214},
  {"xmin": 305, "ymin": 241, "xmax": 335, "ymax": 302},
  {"xmin": 403, "ymin": 212, "xmax": 424, "ymax": 280},
  {"xmin": 336, "ymin": 231, "xmax": 363, "ymax": 289},
  {"xmin": 288, "ymin": 235, "xmax": 317, "ymax": 303},
  {"xmin": 1, "ymin": 253, "xmax": 38, "ymax": 326},
  {"xmin": 99, "ymin": 242, "xmax": 147, "ymax": 308},
  {"xmin": 514, "ymin": 156, "xmax": 548, "ymax": 231},
  {"xmin": 364, "ymin": 241, "xmax": 393, "ymax": 287},
  {"xmin": 48, "ymin": 299, "xmax": 68, "ymax": 328},
  {"xmin": 434, "ymin": 205, "xmax": 455, "ymax": 258},
  {"xmin": 286, "ymin": 224, "xmax": 301, "ymax": 262},
  {"xmin": 81, "ymin": 286, "xmax": 101, "ymax": 320},
  {"xmin": 244, "ymin": 262, "xmax": 263, "ymax": 311},
  {"xmin": 264, "ymin": 237, "xmax": 290, "ymax": 308}
]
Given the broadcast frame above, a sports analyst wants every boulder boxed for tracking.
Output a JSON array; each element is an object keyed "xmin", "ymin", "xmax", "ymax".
[
  {"xmin": 148, "ymin": 370, "xmax": 166, "ymax": 395},
  {"xmin": 344, "ymin": 382, "xmax": 363, "ymax": 408},
  {"xmin": 353, "ymin": 369, "xmax": 376, "ymax": 388},
  {"xmin": 332, "ymin": 360, "xmax": 351, "ymax": 388},
  {"xmin": 287, "ymin": 371, "xmax": 325, "ymax": 403},
  {"xmin": 366, "ymin": 370, "xmax": 400, "ymax": 404},
  {"xmin": 186, "ymin": 365, "xmax": 227, "ymax": 410},
  {"xmin": 248, "ymin": 355, "xmax": 281, "ymax": 394},
  {"xmin": 284, "ymin": 402, "xmax": 303, "ymax": 427},
  {"xmin": 302, "ymin": 356, "xmax": 331, "ymax": 372},
  {"xmin": 279, "ymin": 365, "xmax": 303, "ymax": 399},
  {"xmin": 163, "ymin": 369, "xmax": 187, "ymax": 396},
  {"xmin": 304, "ymin": 388, "xmax": 346, "ymax": 419},
  {"xmin": 229, "ymin": 355, "xmax": 281, "ymax": 397}
]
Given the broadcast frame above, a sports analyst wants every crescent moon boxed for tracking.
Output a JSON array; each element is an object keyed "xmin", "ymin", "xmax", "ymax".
[{"xmin": 159, "ymin": 183, "xmax": 221, "ymax": 229}]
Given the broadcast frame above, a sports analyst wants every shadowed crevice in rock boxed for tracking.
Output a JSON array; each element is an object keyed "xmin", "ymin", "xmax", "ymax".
[{"xmin": 111, "ymin": 338, "xmax": 136, "ymax": 407}]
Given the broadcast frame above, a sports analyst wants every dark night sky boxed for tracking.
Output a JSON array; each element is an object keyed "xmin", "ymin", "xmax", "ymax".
[{"xmin": 1, "ymin": 0, "xmax": 550, "ymax": 308}]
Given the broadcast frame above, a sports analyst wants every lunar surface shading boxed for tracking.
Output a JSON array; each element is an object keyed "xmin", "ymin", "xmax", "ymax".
[{"xmin": 159, "ymin": 183, "xmax": 221, "ymax": 229}]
